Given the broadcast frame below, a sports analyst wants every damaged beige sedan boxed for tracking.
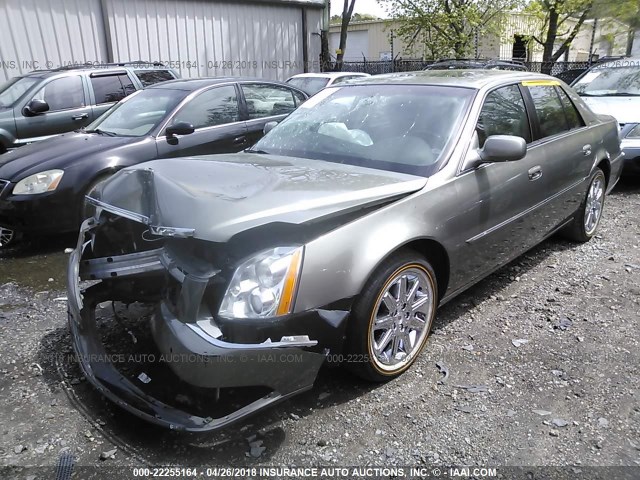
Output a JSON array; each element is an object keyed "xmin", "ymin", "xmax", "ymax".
[{"xmin": 68, "ymin": 71, "xmax": 623, "ymax": 431}]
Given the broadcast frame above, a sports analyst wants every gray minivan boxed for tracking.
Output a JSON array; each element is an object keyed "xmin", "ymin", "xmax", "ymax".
[{"xmin": 0, "ymin": 63, "xmax": 178, "ymax": 154}]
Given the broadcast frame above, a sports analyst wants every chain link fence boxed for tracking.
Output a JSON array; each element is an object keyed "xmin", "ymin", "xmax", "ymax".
[{"xmin": 331, "ymin": 60, "xmax": 593, "ymax": 83}]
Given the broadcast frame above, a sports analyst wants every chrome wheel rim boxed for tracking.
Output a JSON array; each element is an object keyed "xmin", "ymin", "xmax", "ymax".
[
  {"xmin": 0, "ymin": 226, "xmax": 14, "ymax": 248},
  {"xmin": 369, "ymin": 267, "xmax": 434, "ymax": 372},
  {"xmin": 584, "ymin": 174, "xmax": 604, "ymax": 236}
]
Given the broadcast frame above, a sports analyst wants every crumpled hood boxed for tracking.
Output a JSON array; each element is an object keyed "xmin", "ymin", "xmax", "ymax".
[
  {"xmin": 581, "ymin": 96, "xmax": 640, "ymax": 124},
  {"xmin": 92, "ymin": 153, "xmax": 428, "ymax": 242},
  {"xmin": 0, "ymin": 132, "xmax": 137, "ymax": 180}
]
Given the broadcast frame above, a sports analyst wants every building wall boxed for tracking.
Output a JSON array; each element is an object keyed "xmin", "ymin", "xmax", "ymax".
[
  {"xmin": 633, "ymin": 30, "xmax": 640, "ymax": 56},
  {"xmin": 104, "ymin": 0, "xmax": 321, "ymax": 80},
  {"xmin": 330, "ymin": 14, "xmax": 631, "ymax": 63},
  {"xmin": 0, "ymin": 0, "xmax": 108, "ymax": 82},
  {"xmin": 329, "ymin": 20, "xmax": 423, "ymax": 61},
  {"xmin": 0, "ymin": 0, "xmax": 324, "ymax": 83},
  {"xmin": 571, "ymin": 19, "xmax": 630, "ymax": 61}
]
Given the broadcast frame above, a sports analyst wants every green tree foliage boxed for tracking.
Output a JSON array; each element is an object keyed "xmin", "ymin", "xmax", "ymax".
[
  {"xmin": 527, "ymin": 0, "xmax": 639, "ymax": 71},
  {"xmin": 526, "ymin": 0, "xmax": 592, "ymax": 68},
  {"xmin": 380, "ymin": 0, "xmax": 522, "ymax": 60},
  {"xmin": 330, "ymin": 13, "xmax": 380, "ymax": 24}
]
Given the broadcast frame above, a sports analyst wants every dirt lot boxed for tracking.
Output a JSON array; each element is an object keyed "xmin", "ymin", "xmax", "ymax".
[{"xmin": 0, "ymin": 180, "xmax": 638, "ymax": 478}]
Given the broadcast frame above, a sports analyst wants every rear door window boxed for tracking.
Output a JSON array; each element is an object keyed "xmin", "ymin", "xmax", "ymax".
[
  {"xmin": 134, "ymin": 70, "xmax": 176, "ymax": 87},
  {"xmin": 528, "ymin": 85, "xmax": 570, "ymax": 138},
  {"xmin": 91, "ymin": 73, "xmax": 136, "ymax": 105},
  {"xmin": 241, "ymin": 84, "xmax": 296, "ymax": 119}
]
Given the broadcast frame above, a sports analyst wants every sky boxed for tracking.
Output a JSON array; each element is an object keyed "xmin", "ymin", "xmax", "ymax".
[{"xmin": 329, "ymin": 0, "xmax": 389, "ymax": 19}]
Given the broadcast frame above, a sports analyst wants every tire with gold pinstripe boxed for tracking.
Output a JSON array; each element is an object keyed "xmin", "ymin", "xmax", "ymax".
[{"xmin": 346, "ymin": 250, "xmax": 438, "ymax": 382}]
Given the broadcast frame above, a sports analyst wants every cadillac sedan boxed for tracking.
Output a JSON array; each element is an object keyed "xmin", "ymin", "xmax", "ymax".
[{"xmin": 67, "ymin": 70, "xmax": 623, "ymax": 432}]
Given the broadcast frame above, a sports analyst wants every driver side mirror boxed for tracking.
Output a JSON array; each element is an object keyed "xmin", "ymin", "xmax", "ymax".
[
  {"xmin": 166, "ymin": 121, "xmax": 195, "ymax": 137},
  {"xmin": 263, "ymin": 121, "xmax": 279, "ymax": 135},
  {"xmin": 23, "ymin": 99, "xmax": 50, "ymax": 117},
  {"xmin": 478, "ymin": 135, "xmax": 526, "ymax": 163}
]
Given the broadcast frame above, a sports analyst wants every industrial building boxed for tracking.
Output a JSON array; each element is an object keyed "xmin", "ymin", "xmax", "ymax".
[{"xmin": 0, "ymin": 0, "xmax": 327, "ymax": 83}]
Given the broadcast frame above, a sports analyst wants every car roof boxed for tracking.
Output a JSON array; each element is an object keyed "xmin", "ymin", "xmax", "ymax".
[
  {"xmin": 341, "ymin": 70, "xmax": 558, "ymax": 89},
  {"xmin": 150, "ymin": 77, "xmax": 299, "ymax": 92},
  {"xmin": 23, "ymin": 62, "xmax": 171, "ymax": 77},
  {"xmin": 288, "ymin": 72, "xmax": 370, "ymax": 79}
]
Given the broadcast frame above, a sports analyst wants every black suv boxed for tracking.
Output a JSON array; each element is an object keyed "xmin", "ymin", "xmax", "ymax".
[{"xmin": 0, "ymin": 62, "xmax": 178, "ymax": 153}]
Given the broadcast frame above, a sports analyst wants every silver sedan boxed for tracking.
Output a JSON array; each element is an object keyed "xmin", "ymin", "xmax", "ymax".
[{"xmin": 67, "ymin": 70, "xmax": 623, "ymax": 431}]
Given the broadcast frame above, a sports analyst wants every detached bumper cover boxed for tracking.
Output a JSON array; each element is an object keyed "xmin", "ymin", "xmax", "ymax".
[{"xmin": 67, "ymin": 219, "xmax": 346, "ymax": 432}]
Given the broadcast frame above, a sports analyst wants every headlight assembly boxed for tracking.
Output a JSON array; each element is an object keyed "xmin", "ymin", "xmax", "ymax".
[
  {"xmin": 219, "ymin": 246, "xmax": 303, "ymax": 319},
  {"xmin": 13, "ymin": 170, "xmax": 64, "ymax": 195}
]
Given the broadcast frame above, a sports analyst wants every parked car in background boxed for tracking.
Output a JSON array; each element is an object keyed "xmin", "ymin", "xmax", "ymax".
[
  {"xmin": 572, "ymin": 57, "xmax": 640, "ymax": 176},
  {"xmin": 554, "ymin": 57, "xmax": 628, "ymax": 85},
  {"xmin": 425, "ymin": 59, "xmax": 527, "ymax": 71},
  {"xmin": 0, "ymin": 78, "xmax": 308, "ymax": 248},
  {"xmin": 555, "ymin": 68, "xmax": 588, "ymax": 85},
  {"xmin": 286, "ymin": 72, "xmax": 370, "ymax": 96},
  {"xmin": 67, "ymin": 70, "xmax": 622, "ymax": 432},
  {"xmin": 0, "ymin": 62, "xmax": 178, "ymax": 154}
]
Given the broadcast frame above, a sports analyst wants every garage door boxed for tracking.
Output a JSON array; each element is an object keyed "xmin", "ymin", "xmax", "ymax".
[{"xmin": 329, "ymin": 30, "xmax": 369, "ymax": 61}]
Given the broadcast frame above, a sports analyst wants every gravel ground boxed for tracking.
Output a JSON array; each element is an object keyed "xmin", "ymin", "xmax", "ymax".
[{"xmin": 0, "ymin": 180, "xmax": 638, "ymax": 477}]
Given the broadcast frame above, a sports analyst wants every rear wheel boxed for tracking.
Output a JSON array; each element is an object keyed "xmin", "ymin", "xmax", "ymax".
[
  {"xmin": 563, "ymin": 168, "xmax": 606, "ymax": 243},
  {"xmin": 346, "ymin": 251, "xmax": 438, "ymax": 382}
]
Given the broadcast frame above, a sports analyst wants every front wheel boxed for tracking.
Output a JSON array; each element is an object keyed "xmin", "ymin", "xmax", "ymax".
[
  {"xmin": 0, "ymin": 226, "xmax": 20, "ymax": 250},
  {"xmin": 346, "ymin": 251, "xmax": 438, "ymax": 382},
  {"xmin": 563, "ymin": 168, "xmax": 606, "ymax": 243}
]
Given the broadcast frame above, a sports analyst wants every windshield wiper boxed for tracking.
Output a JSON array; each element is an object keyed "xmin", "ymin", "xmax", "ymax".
[
  {"xmin": 84, "ymin": 128, "xmax": 118, "ymax": 137},
  {"xmin": 245, "ymin": 148, "xmax": 271, "ymax": 154}
]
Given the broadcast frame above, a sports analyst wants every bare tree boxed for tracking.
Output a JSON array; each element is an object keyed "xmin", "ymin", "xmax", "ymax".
[
  {"xmin": 529, "ymin": 0, "xmax": 592, "ymax": 73},
  {"xmin": 335, "ymin": 0, "xmax": 357, "ymax": 71}
]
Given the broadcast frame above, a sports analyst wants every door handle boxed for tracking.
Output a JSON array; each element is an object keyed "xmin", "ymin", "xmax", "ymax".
[
  {"xmin": 232, "ymin": 136, "xmax": 246, "ymax": 145},
  {"xmin": 582, "ymin": 144, "xmax": 592, "ymax": 156},
  {"xmin": 72, "ymin": 113, "xmax": 89, "ymax": 121},
  {"xmin": 528, "ymin": 166, "xmax": 543, "ymax": 181}
]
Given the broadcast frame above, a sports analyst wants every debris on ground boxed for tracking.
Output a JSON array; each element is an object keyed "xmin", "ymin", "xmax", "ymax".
[{"xmin": 436, "ymin": 362, "xmax": 449, "ymax": 384}]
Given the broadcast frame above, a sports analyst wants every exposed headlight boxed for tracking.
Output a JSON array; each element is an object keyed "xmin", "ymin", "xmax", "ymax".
[
  {"xmin": 625, "ymin": 124, "xmax": 640, "ymax": 138},
  {"xmin": 219, "ymin": 246, "xmax": 303, "ymax": 319},
  {"xmin": 13, "ymin": 170, "xmax": 64, "ymax": 195}
]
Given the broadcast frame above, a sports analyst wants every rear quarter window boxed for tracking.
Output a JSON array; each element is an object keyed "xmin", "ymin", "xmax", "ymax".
[
  {"xmin": 555, "ymin": 87, "xmax": 584, "ymax": 130},
  {"xmin": 91, "ymin": 73, "xmax": 136, "ymax": 104},
  {"xmin": 134, "ymin": 70, "xmax": 176, "ymax": 87}
]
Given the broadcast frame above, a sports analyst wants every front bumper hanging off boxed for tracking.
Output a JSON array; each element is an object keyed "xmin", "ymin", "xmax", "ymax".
[{"xmin": 67, "ymin": 218, "xmax": 345, "ymax": 432}]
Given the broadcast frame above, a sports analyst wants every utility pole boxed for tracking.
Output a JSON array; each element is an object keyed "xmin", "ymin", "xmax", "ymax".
[
  {"xmin": 474, "ymin": 27, "xmax": 479, "ymax": 59},
  {"xmin": 588, "ymin": 18, "xmax": 598, "ymax": 65},
  {"xmin": 320, "ymin": 0, "xmax": 331, "ymax": 71},
  {"xmin": 390, "ymin": 29, "xmax": 395, "ymax": 72}
]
